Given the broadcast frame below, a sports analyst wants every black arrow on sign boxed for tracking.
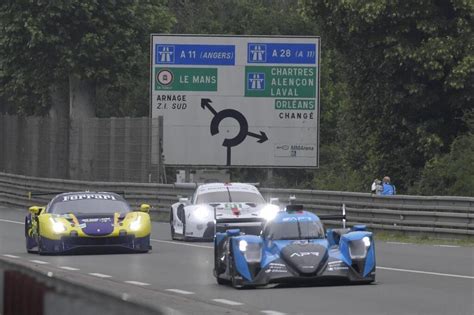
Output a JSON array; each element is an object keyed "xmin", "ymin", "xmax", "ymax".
[
  {"xmin": 201, "ymin": 98, "xmax": 217, "ymax": 116},
  {"xmin": 201, "ymin": 98, "xmax": 268, "ymax": 166},
  {"xmin": 247, "ymin": 131, "xmax": 268, "ymax": 143},
  {"xmin": 210, "ymin": 109, "xmax": 248, "ymax": 148}
]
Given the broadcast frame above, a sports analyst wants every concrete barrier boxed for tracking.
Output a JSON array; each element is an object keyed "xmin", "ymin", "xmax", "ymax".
[{"xmin": 0, "ymin": 257, "xmax": 164, "ymax": 315}]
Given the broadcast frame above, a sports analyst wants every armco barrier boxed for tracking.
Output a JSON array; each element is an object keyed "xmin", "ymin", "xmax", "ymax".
[
  {"xmin": 0, "ymin": 257, "xmax": 164, "ymax": 315},
  {"xmin": 258, "ymin": 188, "xmax": 474, "ymax": 236},
  {"xmin": 0, "ymin": 172, "xmax": 472, "ymax": 236}
]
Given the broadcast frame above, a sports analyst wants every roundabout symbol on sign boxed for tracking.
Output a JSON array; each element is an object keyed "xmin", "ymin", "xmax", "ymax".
[
  {"xmin": 157, "ymin": 69, "xmax": 173, "ymax": 86},
  {"xmin": 201, "ymin": 98, "xmax": 268, "ymax": 166}
]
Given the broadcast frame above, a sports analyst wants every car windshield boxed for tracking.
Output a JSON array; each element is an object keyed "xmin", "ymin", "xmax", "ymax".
[
  {"xmin": 264, "ymin": 220, "xmax": 325, "ymax": 240},
  {"xmin": 196, "ymin": 190, "xmax": 265, "ymax": 204},
  {"xmin": 49, "ymin": 194, "xmax": 130, "ymax": 214}
]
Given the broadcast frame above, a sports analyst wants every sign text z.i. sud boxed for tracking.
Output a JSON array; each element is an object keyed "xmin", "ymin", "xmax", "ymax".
[{"xmin": 150, "ymin": 35, "xmax": 320, "ymax": 168}]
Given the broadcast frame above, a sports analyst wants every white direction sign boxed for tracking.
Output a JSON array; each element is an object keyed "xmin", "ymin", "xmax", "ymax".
[{"xmin": 150, "ymin": 35, "xmax": 320, "ymax": 167}]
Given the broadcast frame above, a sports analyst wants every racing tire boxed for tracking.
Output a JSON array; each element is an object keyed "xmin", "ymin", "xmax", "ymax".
[
  {"xmin": 216, "ymin": 276, "xmax": 227, "ymax": 285},
  {"xmin": 26, "ymin": 238, "xmax": 36, "ymax": 254},
  {"xmin": 37, "ymin": 236, "xmax": 45, "ymax": 255},
  {"xmin": 138, "ymin": 235, "xmax": 151, "ymax": 253},
  {"xmin": 170, "ymin": 208, "xmax": 177, "ymax": 240},
  {"xmin": 170, "ymin": 224, "xmax": 177, "ymax": 240},
  {"xmin": 25, "ymin": 217, "xmax": 36, "ymax": 253},
  {"xmin": 182, "ymin": 220, "xmax": 188, "ymax": 241}
]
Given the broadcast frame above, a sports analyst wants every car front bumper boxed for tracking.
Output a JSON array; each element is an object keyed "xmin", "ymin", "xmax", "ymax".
[{"xmin": 39, "ymin": 235, "xmax": 151, "ymax": 254}]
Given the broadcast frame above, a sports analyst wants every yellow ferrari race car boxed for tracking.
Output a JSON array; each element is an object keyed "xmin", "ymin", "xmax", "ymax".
[{"xmin": 25, "ymin": 191, "xmax": 152, "ymax": 254}]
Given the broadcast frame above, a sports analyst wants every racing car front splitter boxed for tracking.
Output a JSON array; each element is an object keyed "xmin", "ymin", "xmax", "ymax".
[{"xmin": 39, "ymin": 235, "xmax": 151, "ymax": 254}]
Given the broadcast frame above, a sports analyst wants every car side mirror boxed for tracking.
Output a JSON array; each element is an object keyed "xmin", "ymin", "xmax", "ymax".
[
  {"xmin": 29, "ymin": 206, "xmax": 44, "ymax": 215},
  {"xmin": 139, "ymin": 204, "xmax": 151, "ymax": 213},
  {"xmin": 179, "ymin": 197, "xmax": 190, "ymax": 205},
  {"xmin": 269, "ymin": 198, "xmax": 279, "ymax": 205}
]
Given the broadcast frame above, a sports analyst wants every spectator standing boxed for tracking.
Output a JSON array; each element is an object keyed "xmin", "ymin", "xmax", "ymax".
[
  {"xmin": 381, "ymin": 176, "xmax": 396, "ymax": 195},
  {"xmin": 371, "ymin": 179, "xmax": 382, "ymax": 195}
]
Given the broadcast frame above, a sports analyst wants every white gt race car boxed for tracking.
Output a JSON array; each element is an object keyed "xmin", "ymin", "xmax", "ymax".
[{"xmin": 170, "ymin": 183, "xmax": 280, "ymax": 241}]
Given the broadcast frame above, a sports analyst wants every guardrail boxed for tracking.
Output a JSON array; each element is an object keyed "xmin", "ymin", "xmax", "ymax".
[
  {"xmin": 0, "ymin": 256, "xmax": 164, "ymax": 315},
  {"xmin": 0, "ymin": 172, "xmax": 472, "ymax": 236}
]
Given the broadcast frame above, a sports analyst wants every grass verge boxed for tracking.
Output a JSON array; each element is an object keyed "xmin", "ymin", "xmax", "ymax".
[{"xmin": 374, "ymin": 230, "xmax": 474, "ymax": 246}]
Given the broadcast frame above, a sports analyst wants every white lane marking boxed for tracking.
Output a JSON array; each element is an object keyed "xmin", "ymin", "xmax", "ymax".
[
  {"xmin": 434, "ymin": 244, "xmax": 461, "ymax": 248},
  {"xmin": 3, "ymin": 254, "xmax": 20, "ymax": 258},
  {"xmin": 378, "ymin": 266, "xmax": 474, "ymax": 280},
  {"xmin": 212, "ymin": 298, "xmax": 244, "ymax": 306},
  {"xmin": 151, "ymin": 238, "xmax": 212, "ymax": 249},
  {"xmin": 261, "ymin": 311, "xmax": 287, "ymax": 315},
  {"xmin": 29, "ymin": 259, "xmax": 48, "ymax": 264},
  {"xmin": 124, "ymin": 280, "xmax": 150, "ymax": 286},
  {"xmin": 89, "ymin": 273, "xmax": 112, "ymax": 278},
  {"xmin": 165, "ymin": 289, "xmax": 195, "ymax": 295},
  {"xmin": 60, "ymin": 266, "xmax": 80, "ymax": 271},
  {"xmin": 0, "ymin": 218, "xmax": 24, "ymax": 225},
  {"xmin": 386, "ymin": 242, "xmax": 410, "ymax": 245}
]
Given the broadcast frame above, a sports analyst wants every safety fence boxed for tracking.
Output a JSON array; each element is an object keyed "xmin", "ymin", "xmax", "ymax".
[
  {"xmin": 0, "ymin": 256, "xmax": 164, "ymax": 315},
  {"xmin": 0, "ymin": 172, "xmax": 472, "ymax": 236},
  {"xmin": 0, "ymin": 115, "xmax": 156, "ymax": 182}
]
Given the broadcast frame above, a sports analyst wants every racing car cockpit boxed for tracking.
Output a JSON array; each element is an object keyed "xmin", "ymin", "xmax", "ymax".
[
  {"xmin": 262, "ymin": 205, "xmax": 325, "ymax": 240},
  {"xmin": 262, "ymin": 217, "xmax": 325, "ymax": 240}
]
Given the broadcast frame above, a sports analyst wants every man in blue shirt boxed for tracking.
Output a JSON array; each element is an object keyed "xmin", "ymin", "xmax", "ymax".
[{"xmin": 381, "ymin": 176, "xmax": 396, "ymax": 195}]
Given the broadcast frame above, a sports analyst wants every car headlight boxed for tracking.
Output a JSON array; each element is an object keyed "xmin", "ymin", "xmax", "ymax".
[
  {"xmin": 362, "ymin": 236, "xmax": 371, "ymax": 247},
  {"xmin": 260, "ymin": 205, "xmax": 279, "ymax": 221},
  {"xmin": 194, "ymin": 206, "xmax": 209, "ymax": 219},
  {"xmin": 238, "ymin": 240, "xmax": 261, "ymax": 262},
  {"xmin": 130, "ymin": 216, "xmax": 142, "ymax": 231},
  {"xmin": 239, "ymin": 240, "xmax": 248, "ymax": 251},
  {"xmin": 349, "ymin": 237, "xmax": 371, "ymax": 259},
  {"xmin": 50, "ymin": 218, "xmax": 66, "ymax": 234}
]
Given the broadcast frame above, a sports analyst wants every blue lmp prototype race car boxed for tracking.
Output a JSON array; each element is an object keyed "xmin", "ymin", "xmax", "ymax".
[{"xmin": 214, "ymin": 205, "xmax": 376, "ymax": 288}]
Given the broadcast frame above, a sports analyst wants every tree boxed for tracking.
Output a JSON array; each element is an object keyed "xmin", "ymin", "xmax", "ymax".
[
  {"xmin": 169, "ymin": 0, "xmax": 315, "ymax": 36},
  {"xmin": 303, "ymin": 0, "xmax": 473, "ymax": 192},
  {"xmin": 0, "ymin": 0, "xmax": 175, "ymax": 117},
  {"xmin": 413, "ymin": 112, "xmax": 474, "ymax": 196}
]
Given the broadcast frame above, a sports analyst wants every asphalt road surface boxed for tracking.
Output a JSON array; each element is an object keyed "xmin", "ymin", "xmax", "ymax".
[{"xmin": 1, "ymin": 206, "xmax": 473, "ymax": 315}]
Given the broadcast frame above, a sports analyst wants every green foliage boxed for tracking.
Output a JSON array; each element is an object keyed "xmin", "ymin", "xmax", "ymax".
[
  {"xmin": 303, "ymin": 0, "xmax": 473, "ymax": 192},
  {"xmin": 413, "ymin": 113, "xmax": 474, "ymax": 196},
  {"xmin": 169, "ymin": 0, "xmax": 315, "ymax": 35},
  {"xmin": 0, "ymin": 0, "xmax": 174, "ymax": 115}
]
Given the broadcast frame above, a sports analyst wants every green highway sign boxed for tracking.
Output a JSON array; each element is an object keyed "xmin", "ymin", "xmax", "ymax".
[
  {"xmin": 275, "ymin": 99, "xmax": 315, "ymax": 110},
  {"xmin": 150, "ymin": 35, "xmax": 320, "ymax": 168},
  {"xmin": 245, "ymin": 66, "xmax": 317, "ymax": 98},
  {"xmin": 154, "ymin": 67, "xmax": 217, "ymax": 91}
]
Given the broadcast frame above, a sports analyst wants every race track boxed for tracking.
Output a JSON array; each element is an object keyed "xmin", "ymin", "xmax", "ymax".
[{"xmin": 0, "ymin": 206, "xmax": 473, "ymax": 315}]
